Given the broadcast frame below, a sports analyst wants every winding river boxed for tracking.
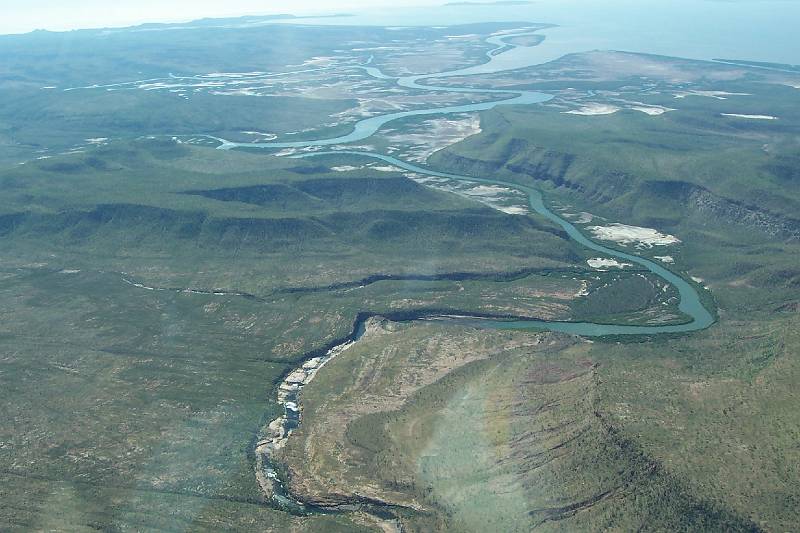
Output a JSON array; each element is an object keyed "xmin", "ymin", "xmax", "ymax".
[
  {"xmin": 213, "ymin": 26, "xmax": 714, "ymax": 335},
  {"xmin": 215, "ymin": 30, "xmax": 553, "ymax": 150},
  {"xmin": 296, "ymin": 150, "xmax": 714, "ymax": 335},
  {"xmin": 212, "ymin": 26, "xmax": 716, "ymax": 513}
]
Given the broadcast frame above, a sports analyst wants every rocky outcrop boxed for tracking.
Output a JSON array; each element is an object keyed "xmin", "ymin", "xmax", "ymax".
[
  {"xmin": 642, "ymin": 180, "xmax": 800, "ymax": 239},
  {"xmin": 433, "ymin": 136, "xmax": 585, "ymax": 192}
]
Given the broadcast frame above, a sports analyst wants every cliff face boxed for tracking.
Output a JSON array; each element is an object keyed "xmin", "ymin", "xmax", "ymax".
[{"xmin": 432, "ymin": 134, "xmax": 584, "ymax": 191}]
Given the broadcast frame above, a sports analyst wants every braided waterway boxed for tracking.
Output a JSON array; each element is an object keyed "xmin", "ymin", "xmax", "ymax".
[{"xmin": 208, "ymin": 26, "xmax": 715, "ymax": 518}]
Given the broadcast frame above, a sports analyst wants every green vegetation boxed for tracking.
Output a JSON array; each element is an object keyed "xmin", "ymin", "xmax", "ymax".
[
  {"xmin": 432, "ymin": 84, "xmax": 800, "ymax": 312},
  {"xmin": 271, "ymin": 45, "xmax": 800, "ymax": 531},
  {"xmin": 0, "ymin": 139, "xmax": 586, "ymax": 290},
  {"xmin": 283, "ymin": 320, "xmax": 780, "ymax": 531},
  {"xmin": 0, "ymin": 265, "xmax": 376, "ymax": 531},
  {"xmin": 0, "ymin": 137, "xmax": 661, "ymax": 530},
  {"xmin": 1, "ymin": 14, "xmax": 799, "ymax": 532},
  {"xmin": 4, "ymin": 89, "xmax": 356, "ymax": 146}
]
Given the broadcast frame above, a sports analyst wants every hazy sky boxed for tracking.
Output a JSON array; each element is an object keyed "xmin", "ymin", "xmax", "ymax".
[{"xmin": 0, "ymin": 0, "xmax": 437, "ymax": 34}]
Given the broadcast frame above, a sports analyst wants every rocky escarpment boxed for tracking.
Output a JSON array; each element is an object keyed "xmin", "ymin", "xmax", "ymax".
[{"xmin": 642, "ymin": 180, "xmax": 800, "ymax": 240}]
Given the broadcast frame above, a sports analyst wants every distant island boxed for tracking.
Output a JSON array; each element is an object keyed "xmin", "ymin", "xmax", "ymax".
[{"xmin": 444, "ymin": 1, "xmax": 533, "ymax": 6}]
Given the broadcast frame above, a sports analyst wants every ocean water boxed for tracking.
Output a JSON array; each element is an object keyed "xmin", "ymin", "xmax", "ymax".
[{"xmin": 279, "ymin": 0, "xmax": 800, "ymax": 66}]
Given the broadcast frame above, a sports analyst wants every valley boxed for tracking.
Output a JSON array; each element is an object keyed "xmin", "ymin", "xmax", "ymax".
[{"xmin": 0, "ymin": 11, "xmax": 798, "ymax": 532}]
